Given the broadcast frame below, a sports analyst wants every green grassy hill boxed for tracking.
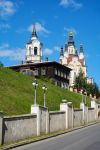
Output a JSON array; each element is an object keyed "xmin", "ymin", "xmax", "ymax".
[{"xmin": 0, "ymin": 67, "xmax": 91, "ymax": 115}]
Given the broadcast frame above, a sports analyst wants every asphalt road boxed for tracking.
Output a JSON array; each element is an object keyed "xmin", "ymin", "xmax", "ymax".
[{"xmin": 12, "ymin": 124, "xmax": 100, "ymax": 150}]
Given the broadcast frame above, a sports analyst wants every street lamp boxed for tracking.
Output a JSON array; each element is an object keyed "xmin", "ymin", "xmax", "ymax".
[
  {"xmin": 42, "ymin": 84, "xmax": 47, "ymax": 107},
  {"xmin": 32, "ymin": 79, "xmax": 38, "ymax": 105},
  {"xmin": 67, "ymin": 102, "xmax": 73, "ymax": 128}
]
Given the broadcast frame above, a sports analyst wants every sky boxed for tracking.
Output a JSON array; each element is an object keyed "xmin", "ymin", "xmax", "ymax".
[{"xmin": 0, "ymin": 0, "xmax": 100, "ymax": 87}]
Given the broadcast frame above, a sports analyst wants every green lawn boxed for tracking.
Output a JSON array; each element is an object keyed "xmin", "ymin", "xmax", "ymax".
[{"xmin": 0, "ymin": 67, "xmax": 91, "ymax": 115}]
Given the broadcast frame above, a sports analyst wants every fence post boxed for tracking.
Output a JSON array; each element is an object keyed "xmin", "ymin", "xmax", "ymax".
[
  {"xmin": 46, "ymin": 110, "xmax": 49, "ymax": 134},
  {"xmin": 91, "ymin": 99, "xmax": 98, "ymax": 121},
  {"xmin": 60, "ymin": 101, "xmax": 69, "ymax": 129},
  {"xmin": 0, "ymin": 112, "xmax": 3, "ymax": 145},
  {"xmin": 80, "ymin": 102, "xmax": 85, "ymax": 125},
  {"xmin": 31, "ymin": 105, "xmax": 40, "ymax": 136}
]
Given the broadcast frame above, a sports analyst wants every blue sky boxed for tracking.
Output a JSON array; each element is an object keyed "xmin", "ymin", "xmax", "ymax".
[{"xmin": 0, "ymin": 0, "xmax": 100, "ymax": 87}]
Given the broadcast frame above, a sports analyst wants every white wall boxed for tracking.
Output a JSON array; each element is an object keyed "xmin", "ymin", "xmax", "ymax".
[
  {"xmin": 3, "ymin": 114, "xmax": 37, "ymax": 144},
  {"xmin": 49, "ymin": 111, "xmax": 66, "ymax": 132},
  {"xmin": 88, "ymin": 108, "xmax": 95, "ymax": 123}
]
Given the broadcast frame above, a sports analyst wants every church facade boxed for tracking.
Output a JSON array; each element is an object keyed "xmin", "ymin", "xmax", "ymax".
[{"xmin": 59, "ymin": 32, "xmax": 92, "ymax": 87}]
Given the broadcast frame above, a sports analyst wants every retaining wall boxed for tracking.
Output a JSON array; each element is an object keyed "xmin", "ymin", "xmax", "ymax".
[
  {"xmin": 74, "ymin": 109, "xmax": 83, "ymax": 127},
  {"xmin": 3, "ymin": 114, "xmax": 37, "ymax": 144},
  {"xmin": 88, "ymin": 108, "xmax": 95, "ymax": 123},
  {"xmin": 0, "ymin": 100, "xmax": 100, "ymax": 145},
  {"xmin": 49, "ymin": 111, "xmax": 66, "ymax": 132}
]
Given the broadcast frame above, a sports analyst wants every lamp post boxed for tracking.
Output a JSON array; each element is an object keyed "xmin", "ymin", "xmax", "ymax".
[
  {"xmin": 67, "ymin": 102, "xmax": 73, "ymax": 128},
  {"xmin": 32, "ymin": 79, "xmax": 38, "ymax": 105},
  {"xmin": 42, "ymin": 84, "xmax": 47, "ymax": 107}
]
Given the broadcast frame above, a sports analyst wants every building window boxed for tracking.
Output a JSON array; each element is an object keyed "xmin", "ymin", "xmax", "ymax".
[
  {"xmin": 58, "ymin": 70, "xmax": 60, "ymax": 76},
  {"xmin": 41, "ymin": 68, "xmax": 46, "ymax": 75},
  {"xmin": 64, "ymin": 73, "xmax": 66, "ymax": 79},
  {"xmin": 34, "ymin": 47, "xmax": 37, "ymax": 55},
  {"xmin": 33, "ymin": 69, "xmax": 39, "ymax": 76},
  {"xmin": 55, "ymin": 68, "xmax": 57, "ymax": 75},
  {"xmin": 61, "ymin": 72, "xmax": 63, "ymax": 77}
]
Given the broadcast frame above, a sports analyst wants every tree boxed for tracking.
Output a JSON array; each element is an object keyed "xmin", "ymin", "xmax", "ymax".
[
  {"xmin": 74, "ymin": 70, "xmax": 87, "ymax": 91},
  {"xmin": 74, "ymin": 70, "xmax": 100, "ymax": 98}
]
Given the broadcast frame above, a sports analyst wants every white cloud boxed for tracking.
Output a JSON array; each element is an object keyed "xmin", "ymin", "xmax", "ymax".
[
  {"xmin": 0, "ymin": 23, "xmax": 10, "ymax": 29},
  {"xmin": 0, "ymin": 44, "xmax": 25, "ymax": 61},
  {"xmin": 0, "ymin": 50, "xmax": 12, "ymax": 57},
  {"xmin": 43, "ymin": 48, "xmax": 53, "ymax": 55},
  {"xmin": 60, "ymin": 0, "xmax": 70, "ymax": 6},
  {"xmin": 64, "ymin": 27, "xmax": 77, "ymax": 35},
  {"xmin": 54, "ymin": 46, "xmax": 60, "ymax": 52},
  {"xmin": 0, "ymin": 0, "xmax": 16, "ymax": 18},
  {"xmin": 28, "ymin": 22, "xmax": 50, "ymax": 34},
  {"xmin": 0, "ymin": 43, "xmax": 9, "ymax": 49},
  {"xmin": 60, "ymin": 0, "xmax": 82, "ymax": 10}
]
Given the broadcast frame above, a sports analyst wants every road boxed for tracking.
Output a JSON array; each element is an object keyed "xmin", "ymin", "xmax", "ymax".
[{"xmin": 12, "ymin": 124, "xmax": 100, "ymax": 150}]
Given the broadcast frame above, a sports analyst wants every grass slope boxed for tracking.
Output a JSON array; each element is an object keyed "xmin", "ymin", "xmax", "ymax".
[{"xmin": 0, "ymin": 67, "xmax": 91, "ymax": 115}]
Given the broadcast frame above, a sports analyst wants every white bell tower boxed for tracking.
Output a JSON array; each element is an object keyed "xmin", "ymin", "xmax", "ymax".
[{"xmin": 25, "ymin": 25, "xmax": 43, "ymax": 63}]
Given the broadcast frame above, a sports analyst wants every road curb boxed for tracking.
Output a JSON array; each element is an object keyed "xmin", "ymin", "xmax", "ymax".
[{"xmin": 1, "ymin": 121, "xmax": 100, "ymax": 150}]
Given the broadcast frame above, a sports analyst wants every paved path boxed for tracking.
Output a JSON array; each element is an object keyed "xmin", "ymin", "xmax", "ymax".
[{"xmin": 12, "ymin": 124, "xmax": 100, "ymax": 150}]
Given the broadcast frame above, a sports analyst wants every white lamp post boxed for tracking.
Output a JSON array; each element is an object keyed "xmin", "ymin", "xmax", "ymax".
[
  {"xmin": 42, "ymin": 84, "xmax": 47, "ymax": 107},
  {"xmin": 32, "ymin": 79, "xmax": 38, "ymax": 105},
  {"xmin": 67, "ymin": 102, "xmax": 73, "ymax": 128}
]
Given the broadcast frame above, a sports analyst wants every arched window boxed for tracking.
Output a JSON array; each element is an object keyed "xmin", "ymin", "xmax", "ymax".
[{"xmin": 34, "ymin": 47, "xmax": 37, "ymax": 55}]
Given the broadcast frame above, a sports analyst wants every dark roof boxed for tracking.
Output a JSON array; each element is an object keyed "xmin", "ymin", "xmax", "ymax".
[
  {"xmin": 32, "ymin": 25, "xmax": 38, "ymax": 38},
  {"xmin": 8, "ymin": 61, "xmax": 72, "ymax": 71}
]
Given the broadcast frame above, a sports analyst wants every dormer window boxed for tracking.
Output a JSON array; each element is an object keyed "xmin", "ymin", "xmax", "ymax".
[{"xmin": 34, "ymin": 47, "xmax": 37, "ymax": 55}]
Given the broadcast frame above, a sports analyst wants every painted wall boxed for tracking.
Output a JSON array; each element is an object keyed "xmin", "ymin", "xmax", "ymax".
[
  {"xmin": 3, "ymin": 114, "xmax": 37, "ymax": 144},
  {"xmin": 74, "ymin": 109, "xmax": 83, "ymax": 127},
  {"xmin": 0, "ymin": 101, "xmax": 100, "ymax": 145},
  {"xmin": 49, "ymin": 111, "xmax": 66, "ymax": 132},
  {"xmin": 88, "ymin": 108, "xmax": 95, "ymax": 123}
]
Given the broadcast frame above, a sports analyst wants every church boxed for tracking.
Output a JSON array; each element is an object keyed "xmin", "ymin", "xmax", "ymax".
[
  {"xmin": 9, "ymin": 25, "xmax": 93, "ymax": 89},
  {"xmin": 59, "ymin": 32, "xmax": 93, "ymax": 88},
  {"xmin": 60, "ymin": 32, "xmax": 87, "ymax": 87}
]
